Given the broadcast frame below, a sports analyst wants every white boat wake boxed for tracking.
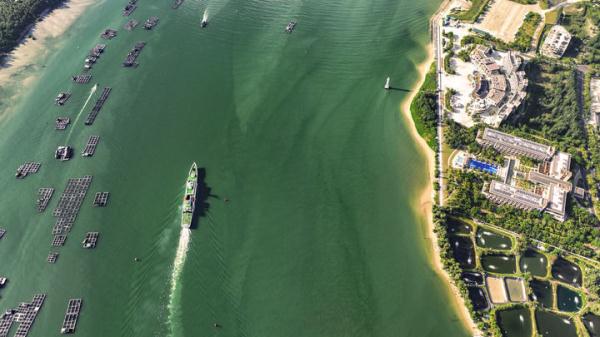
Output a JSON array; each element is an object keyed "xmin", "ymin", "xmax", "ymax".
[
  {"xmin": 65, "ymin": 83, "xmax": 97, "ymax": 144},
  {"xmin": 166, "ymin": 227, "xmax": 191, "ymax": 337}
]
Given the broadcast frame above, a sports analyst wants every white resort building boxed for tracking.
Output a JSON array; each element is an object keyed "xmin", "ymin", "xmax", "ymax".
[
  {"xmin": 473, "ymin": 129, "xmax": 573, "ymax": 222},
  {"xmin": 540, "ymin": 25, "xmax": 572, "ymax": 59},
  {"xmin": 465, "ymin": 46, "xmax": 528, "ymax": 127}
]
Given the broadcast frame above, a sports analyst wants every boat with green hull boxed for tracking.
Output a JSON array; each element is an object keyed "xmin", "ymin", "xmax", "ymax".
[{"xmin": 181, "ymin": 163, "xmax": 198, "ymax": 228}]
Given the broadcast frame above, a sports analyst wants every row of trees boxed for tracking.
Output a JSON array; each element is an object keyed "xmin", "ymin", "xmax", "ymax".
[{"xmin": 0, "ymin": 0, "xmax": 64, "ymax": 54}]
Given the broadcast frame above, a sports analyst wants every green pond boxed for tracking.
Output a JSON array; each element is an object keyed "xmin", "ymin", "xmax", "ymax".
[
  {"xmin": 556, "ymin": 285, "xmax": 582, "ymax": 312},
  {"xmin": 583, "ymin": 314, "xmax": 600, "ymax": 337},
  {"xmin": 535, "ymin": 310, "xmax": 577, "ymax": 337},
  {"xmin": 530, "ymin": 279, "xmax": 553, "ymax": 309},
  {"xmin": 446, "ymin": 218, "xmax": 472, "ymax": 235},
  {"xmin": 481, "ymin": 254, "xmax": 516, "ymax": 274},
  {"xmin": 475, "ymin": 228, "xmax": 511, "ymax": 250},
  {"xmin": 496, "ymin": 307, "xmax": 532, "ymax": 337},
  {"xmin": 519, "ymin": 249, "xmax": 547, "ymax": 277}
]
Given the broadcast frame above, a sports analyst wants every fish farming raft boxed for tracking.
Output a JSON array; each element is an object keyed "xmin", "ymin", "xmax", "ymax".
[
  {"xmin": 16, "ymin": 162, "xmax": 40, "ymax": 179},
  {"xmin": 93, "ymin": 192, "xmax": 109, "ymax": 207},
  {"xmin": 85, "ymin": 87, "xmax": 112, "ymax": 125},
  {"xmin": 37, "ymin": 188, "xmax": 55, "ymax": 212},
  {"xmin": 82, "ymin": 136, "xmax": 100, "ymax": 157},
  {"xmin": 47, "ymin": 252, "xmax": 59, "ymax": 263},
  {"xmin": 60, "ymin": 299, "xmax": 82, "ymax": 334},
  {"xmin": 72, "ymin": 74, "xmax": 92, "ymax": 84},
  {"xmin": 123, "ymin": 42, "xmax": 146, "ymax": 67},
  {"xmin": 82, "ymin": 232, "xmax": 99, "ymax": 249}
]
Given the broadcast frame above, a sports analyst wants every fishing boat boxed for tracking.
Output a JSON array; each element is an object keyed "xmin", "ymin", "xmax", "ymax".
[{"xmin": 181, "ymin": 162, "xmax": 198, "ymax": 228}]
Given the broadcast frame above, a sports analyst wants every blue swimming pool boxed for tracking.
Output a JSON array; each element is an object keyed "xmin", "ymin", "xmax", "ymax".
[{"xmin": 468, "ymin": 159, "xmax": 498, "ymax": 175}]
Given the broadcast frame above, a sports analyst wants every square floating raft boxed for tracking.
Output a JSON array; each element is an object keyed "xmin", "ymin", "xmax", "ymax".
[
  {"xmin": 47, "ymin": 252, "xmax": 59, "ymax": 264},
  {"xmin": 93, "ymin": 192, "xmax": 109, "ymax": 207},
  {"xmin": 60, "ymin": 298, "xmax": 82, "ymax": 334}
]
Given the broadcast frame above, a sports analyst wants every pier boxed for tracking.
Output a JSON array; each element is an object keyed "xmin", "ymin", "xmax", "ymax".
[
  {"xmin": 82, "ymin": 136, "xmax": 100, "ymax": 157},
  {"xmin": 123, "ymin": 42, "xmax": 146, "ymax": 67},
  {"xmin": 47, "ymin": 252, "xmax": 59, "ymax": 263},
  {"xmin": 0, "ymin": 229, "xmax": 5, "ymax": 240},
  {"xmin": 37, "ymin": 188, "xmax": 55, "ymax": 212},
  {"xmin": 72, "ymin": 74, "xmax": 92, "ymax": 84},
  {"xmin": 16, "ymin": 162, "xmax": 40, "ymax": 179},
  {"xmin": 122, "ymin": 1, "xmax": 137, "ymax": 16},
  {"xmin": 56, "ymin": 117, "xmax": 70, "ymax": 130},
  {"xmin": 101, "ymin": 29, "xmax": 117, "ymax": 39},
  {"xmin": 172, "ymin": 0, "xmax": 184, "ymax": 9},
  {"xmin": 53, "ymin": 176, "xmax": 93, "ymax": 234},
  {"xmin": 85, "ymin": 87, "xmax": 112, "ymax": 125},
  {"xmin": 93, "ymin": 192, "xmax": 109, "ymax": 207},
  {"xmin": 124, "ymin": 19, "xmax": 138, "ymax": 31},
  {"xmin": 0, "ymin": 294, "xmax": 46, "ymax": 337},
  {"xmin": 60, "ymin": 299, "xmax": 82, "ymax": 334},
  {"xmin": 82, "ymin": 232, "xmax": 99, "ymax": 248},
  {"xmin": 144, "ymin": 16, "xmax": 159, "ymax": 30}
]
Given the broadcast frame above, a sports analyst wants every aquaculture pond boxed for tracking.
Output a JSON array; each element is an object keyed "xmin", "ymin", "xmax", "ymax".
[
  {"xmin": 447, "ymin": 218, "xmax": 472, "ymax": 235},
  {"xmin": 475, "ymin": 228, "xmax": 512, "ymax": 250},
  {"xmin": 467, "ymin": 286, "xmax": 489, "ymax": 311},
  {"xmin": 496, "ymin": 307, "xmax": 532, "ymax": 337},
  {"xmin": 551, "ymin": 257, "xmax": 582, "ymax": 287},
  {"xmin": 556, "ymin": 285, "xmax": 582, "ymax": 312},
  {"xmin": 449, "ymin": 235, "xmax": 476, "ymax": 269},
  {"xmin": 519, "ymin": 249, "xmax": 548, "ymax": 277},
  {"xmin": 530, "ymin": 279, "xmax": 553, "ymax": 309},
  {"xmin": 481, "ymin": 254, "xmax": 517, "ymax": 274},
  {"xmin": 583, "ymin": 313, "xmax": 600, "ymax": 337},
  {"xmin": 535, "ymin": 310, "xmax": 578, "ymax": 337},
  {"xmin": 461, "ymin": 272, "xmax": 484, "ymax": 286}
]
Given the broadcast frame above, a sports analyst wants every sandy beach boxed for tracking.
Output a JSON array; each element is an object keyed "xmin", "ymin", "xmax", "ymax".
[
  {"xmin": 400, "ymin": 42, "xmax": 482, "ymax": 337},
  {"xmin": 0, "ymin": 0, "xmax": 96, "ymax": 111}
]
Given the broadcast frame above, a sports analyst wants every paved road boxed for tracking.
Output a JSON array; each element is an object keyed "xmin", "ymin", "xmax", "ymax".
[{"xmin": 432, "ymin": 15, "xmax": 445, "ymax": 206}]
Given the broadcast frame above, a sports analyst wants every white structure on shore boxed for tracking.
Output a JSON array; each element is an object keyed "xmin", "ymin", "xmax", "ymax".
[{"xmin": 540, "ymin": 25, "xmax": 572, "ymax": 59}]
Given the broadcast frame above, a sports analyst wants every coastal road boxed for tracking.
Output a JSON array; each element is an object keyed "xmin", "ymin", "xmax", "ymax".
[{"xmin": 432, "ymin": 12, "xmax": 445, "ymax": 207}]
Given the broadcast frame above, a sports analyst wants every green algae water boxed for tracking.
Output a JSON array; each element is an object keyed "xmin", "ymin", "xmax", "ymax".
[{"xmin": 0, "ymin": 0, "xmax": 471, "ymax": 336}]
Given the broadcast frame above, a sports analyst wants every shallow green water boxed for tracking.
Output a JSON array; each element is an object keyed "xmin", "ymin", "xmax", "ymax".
[{"xmin": 0, "ymin": 0, "xmax": 471, "ymax": 336}]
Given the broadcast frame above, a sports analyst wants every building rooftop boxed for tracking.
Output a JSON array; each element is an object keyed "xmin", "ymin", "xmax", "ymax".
[
  {"xmin": 477, "ymin": 128, "xmax": 555, "ymax": 161},
  {"xmin": 541, "ymin": 25, "xmax": 572, "ymax": 58}
]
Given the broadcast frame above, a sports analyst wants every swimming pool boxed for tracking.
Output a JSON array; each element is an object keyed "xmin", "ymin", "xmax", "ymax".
[{"xmin": 468, "ymin": 159, "xmax": 498, "ymax": 175}]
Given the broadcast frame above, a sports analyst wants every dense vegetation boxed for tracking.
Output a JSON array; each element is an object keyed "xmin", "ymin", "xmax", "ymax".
[
  {"xmin": 0, "ymin": 0, "xmax": 63, "ymax": 54},
  {"xmin": 510, "ymin": 12, "xmax": 542, "ymax": 52},
  {"xmin": 561, "ymin": 2, "xmax": 600, "ymax": 65},
  {"xmin": 410, "ymin": 63, "xmax": 438, "ymax": 150},
  {"xmin": 451, "ymin": 0, "xmax": 491, "ymax": 23}
]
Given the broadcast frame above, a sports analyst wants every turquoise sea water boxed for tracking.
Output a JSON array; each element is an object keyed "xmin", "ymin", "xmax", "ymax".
[{"xmin": 0, "ymin": 0, "xmax": 470, "ymax": 336}]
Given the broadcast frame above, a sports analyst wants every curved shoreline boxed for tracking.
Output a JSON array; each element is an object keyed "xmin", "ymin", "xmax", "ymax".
[
  {"xmin": 400, "ymin": 46, "xmax": 481, "ymax": 336},
  {"xmin": 0, "ymin": 0, "xmax": 96, "ymax": 117}
]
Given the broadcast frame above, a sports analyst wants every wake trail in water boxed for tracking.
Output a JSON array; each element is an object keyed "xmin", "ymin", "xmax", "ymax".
[
  {"xmin": 65, "ymin": 83, "xmax": 97, "ymax": 144},
  {"xmin": 166, "ymin": 227, "xmax": 191, "ymax": 337}
]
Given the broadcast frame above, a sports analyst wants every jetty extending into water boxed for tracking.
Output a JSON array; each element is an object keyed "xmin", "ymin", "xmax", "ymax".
[
  {"xmin": 0, "ymin": 294, "xmax": 46, "ymax": 337},
  {"xmin": 60, "ymin": 299, "xmax": 82, "ymax": 334},
  {"xmin": 85, "ymin": 87, "xmax": 112, "ymax": 125},
  {"xmin": 123, "ymin": 42, "xmax": 146, "ymax": 67},
  {"xmin": 82, "ymin": 136, "xmax": 100, "ymax": 157},
  {"xmin": 37, "ymin": 188, "xmax": 55, "ymax": 212}
]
